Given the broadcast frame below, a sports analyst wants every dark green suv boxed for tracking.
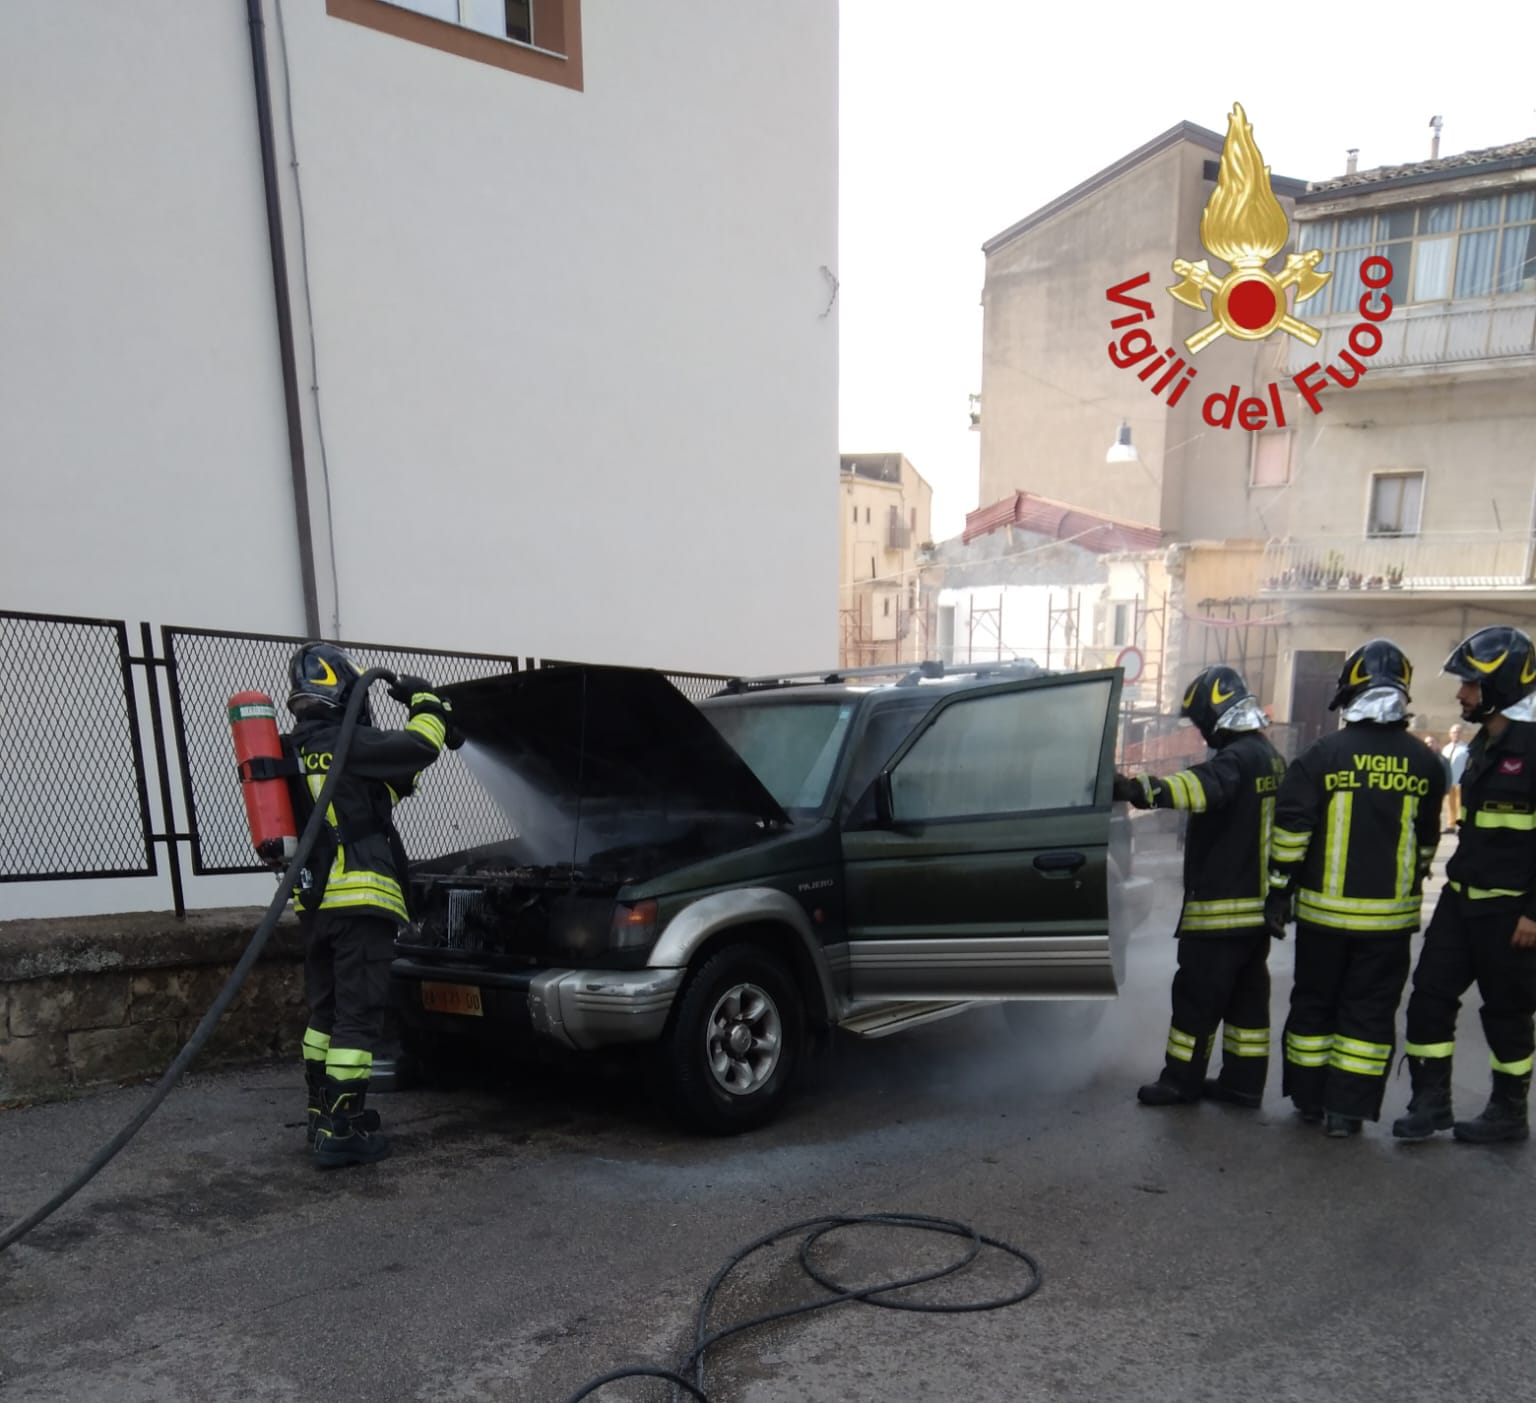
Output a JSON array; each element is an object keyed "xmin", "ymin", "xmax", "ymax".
[{"xmin": 391, "ymin": 660, "xmax": 1148, "ymax": 1132}]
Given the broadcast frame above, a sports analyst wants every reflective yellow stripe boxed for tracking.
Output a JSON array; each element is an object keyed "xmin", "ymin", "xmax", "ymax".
[
  {"xmin": 1295, "ymin": 902, "xmax": 1419, "ymax": 932},
  {"xmin": 1297, "ymin": 890, "xmax": 1421, "ymax": 917},
  {"xmin": 1223, "ymin": 1025, "xmax": 1269, "ymax": 1057},
  {"xmin": 1268, "ymin": 871, "xmax": 1291, "ymax": 889},
  {"xmin": 1447, "ymin": 881, "xmax": 1527, "ymax": 900},
  {"xmin": 1405, "ymin": 1041, "xmax": 1454, "ymax": 1059},
  {"xmin": 1258, "ymin": 795, "xmax": 1275, "ymax": 898},
  {"xmin": 1185, "ymin": 772, "xmax": 1207, "ymax": 813},
  {"xmin": 1137, "ymin": 774, "xmax": 1156, "ymax": 806},
  {"xmin": 1272, "ymin": 826, "xmax": 1310, "ymax": 852},
  {"xmin": 1395, "ymin": 795, "xmax": 1417, "ymax": 901},
  {"xmin": 1186, "ymin": 897, "xmax": 1268, "ymax": 914},
  {"xmin": 1167, "ymin": 1037, "xmax": 1194, "ymax": 1062},
  {"xmin": 1491, "ymin": 1054, "xmax": 1535, "ymax": 1075},
  {"xmin": 326, "ymin": 1046, "xmax": 373, "ymax": 1081},
  {"xmin": 1285, "ymin": 1031, "xmax": 1332, "ymax": 1067},
  {"xmin": 302, "ymin": 1028, "xmax": 331, "ymax": 1062},
  {"xmin": 1324, "ymin": 792, "xmax": 1351, "ymax": 897},
  {"xmin": 407, "ymin": 712, "xmax": 447, "ymax": 748},
  {"xmin": 1332, "ymin": 1035, "xmax": 1391, "ymax": 1061},
  {"xmin": 1167, "ymin": 1028, "xmax": 1197, "ymax": 1049},
  {"xmin": 1329, "ymin": 1051, "xmax": 1388, "ymax": 1076},
  {"xmin": 1474, "ymin": 809, "xmax": 1536, "ymax": 830}
]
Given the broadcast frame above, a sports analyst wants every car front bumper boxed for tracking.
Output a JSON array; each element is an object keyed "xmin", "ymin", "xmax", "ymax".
[{"xmin": 391, "ymin": 958, "xmax": 684, "ymax": 1052}]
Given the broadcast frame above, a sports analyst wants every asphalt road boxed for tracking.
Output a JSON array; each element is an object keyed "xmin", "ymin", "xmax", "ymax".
[{"xmin": 3, "ymin": 848, "xmax": 1534, "ymax": 1403}]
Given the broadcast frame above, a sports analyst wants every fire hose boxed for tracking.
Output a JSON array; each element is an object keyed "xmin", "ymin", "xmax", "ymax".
[{"xmin": 0, "ymin": 668, "xmax": 394, "ymax": 1254}]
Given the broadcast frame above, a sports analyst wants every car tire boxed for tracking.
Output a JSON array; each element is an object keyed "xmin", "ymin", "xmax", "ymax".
[{"xmin": 661, "ymin": 943, "xmax": 804, "ymax": 1135}]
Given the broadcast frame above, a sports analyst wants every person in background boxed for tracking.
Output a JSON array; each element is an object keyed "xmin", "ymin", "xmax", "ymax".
[
  {"xmin": 1266, "ymin": 640, "xmax": 1444, "ymax": 1138},
  {"xmin": 1114, "ymin": 666, "xmax": 1285, "ymax": 1109},
  {"xmin": 1442, "ymin": 723, "xmax": 1470, "ymax": 832},
  {"xmin": 1395, "ymin": 626, "xmax": 1536, "ymax": 1144}
]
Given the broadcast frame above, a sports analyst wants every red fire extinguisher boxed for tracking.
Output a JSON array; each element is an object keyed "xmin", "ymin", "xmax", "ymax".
[{"xmin": 229, "ymin": 691, "xmax": 298, "ymax": 866}]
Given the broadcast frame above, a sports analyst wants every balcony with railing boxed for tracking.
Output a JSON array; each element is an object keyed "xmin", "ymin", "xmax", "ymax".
[
  {"xmin": 885, "ymin": 510, "xmax": 913, "ymax": 551},
  {"xmin": 1260, "ymin": 532, "xmax": 1536, "ymax": 596},
  {"xmin": 1288, "ymin": 296, "xmax": 1536, "ymax": 379}
]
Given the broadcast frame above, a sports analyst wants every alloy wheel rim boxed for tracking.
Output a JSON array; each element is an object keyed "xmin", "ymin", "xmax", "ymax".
[{"xmin": 705, "ymin": 981, "xmax": 782, "ymax": 1095}]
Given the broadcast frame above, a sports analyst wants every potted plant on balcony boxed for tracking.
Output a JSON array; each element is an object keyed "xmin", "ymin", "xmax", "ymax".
[
  {"xmin": 1385, "ymin": 564, "xmax": 1404, "ymax": 589},
  {"xmin": 1344, "ymin": 570, "xmax": 1363, "ymax": 590},
  {"xmin": 1323, "ymin": 551, "xmax": 1345, "ymax": 590},
  {"xmin": 1365, "ymin": 574, "xmax": 1385, "ymax": 590}
]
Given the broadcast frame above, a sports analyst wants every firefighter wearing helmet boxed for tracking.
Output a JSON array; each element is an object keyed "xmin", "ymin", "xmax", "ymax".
[
  {"xmin": 1395, "ymin": 625, "xmax": 1536, "ymax": 1144},
  {"xmin": 285, "ymin": 643, "xmax": 458, "ymax": 1167},
  {"xmin": 1114, "ymin": 665, "xmax": 1286, "ymax": 1109},
  {"xmin": 1266, "ymin": 640, "xmax": 1444, "ymax": 1137}
]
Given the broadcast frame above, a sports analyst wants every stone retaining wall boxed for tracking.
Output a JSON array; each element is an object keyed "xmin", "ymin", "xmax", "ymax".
[{"xmin": 0, "ymin": 908, "xmax": 304, "ymax": 1104}]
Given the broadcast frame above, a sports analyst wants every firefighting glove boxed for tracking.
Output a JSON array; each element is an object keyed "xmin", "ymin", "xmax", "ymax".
[
  {"xmin": 388, "ymin": 674, "xmax": 435, "ymax": 706},
  {"xmin": 1264, "ymin": 889, "xmax": 1293, "ymax": 941},
  {"xmin": 444, "ymin": 721, "xmax": 466, "ymax": 751},
  {"xmin": 1112, "ymin": 772, "xmax": 1151, "ymax": 808}
]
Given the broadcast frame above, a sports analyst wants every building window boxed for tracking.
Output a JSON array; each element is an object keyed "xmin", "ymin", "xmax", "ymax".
[
  {"xmin": 1299, "ymin": 192, "xmax": 1536, "ymax": 313},
  {"xmin": 851, "ymin": 505, "xmax": 857, "ymax": 524},
  {"xmin": 1367, "ymin": 471, "xmax": 1424, "ymax": 538},
  {"xmin": 865, "ymin": 507, "xmax": 871, "ymax": 524},
  {"xmin": 870, "ymin": 556, "xmax": 876, "ymax": 579},
  {"xmin": 1251, "ymin": 430, "xmax": 1293, "ymax": 487},
  {"xmin": 909, "ymin": 508, "xmax": 917, "ymax": 533},
  {"xmin": 883, "ymin": 599, "xmax": 891, "ymax": 618},
  {"xmin": 1111, "ymin": 602, "xmax": 1132, "ymax": 648},
  {"xmin": 327, "ymin": 0, "xmax": 583, "ymax": 90}
]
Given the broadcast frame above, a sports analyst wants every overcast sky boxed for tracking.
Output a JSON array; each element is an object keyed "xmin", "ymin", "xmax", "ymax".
[{"xmin": 838, "ymin": 0, "xmax": 1535, "ymax": 540}]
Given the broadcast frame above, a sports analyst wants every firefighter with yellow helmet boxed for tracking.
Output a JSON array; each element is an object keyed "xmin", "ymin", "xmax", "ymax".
[
  {"xmin": 1394, "ymin": 625, "xmax": 1536, "ymax": 1143},
  {"xmin": 285, "ymin": 643, "xmax": 457, "ymax": 1167},
  {"xmin": 1265, "ymin": 639, "xmax": 1444, "ymax": 1137},
  {"xmin": 1114, "ymin": 665, "xmax": 1286, "ymax": 1108}
]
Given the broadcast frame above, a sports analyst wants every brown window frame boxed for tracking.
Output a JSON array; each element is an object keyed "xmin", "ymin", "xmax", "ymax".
[{"xmin": 327, "ymin": 0, "xmax": 583, "ymax": 92}]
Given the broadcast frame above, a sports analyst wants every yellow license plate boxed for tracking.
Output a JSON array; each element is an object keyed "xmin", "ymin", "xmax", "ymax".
[{"xmin": 420, "ymin": 982, "xmax": 484, "ymax": 1017}]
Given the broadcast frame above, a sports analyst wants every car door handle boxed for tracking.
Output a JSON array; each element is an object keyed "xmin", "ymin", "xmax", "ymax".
[{"xmin": 1034, "ymin": 851, "xmax": 1086, "ymax": 877}]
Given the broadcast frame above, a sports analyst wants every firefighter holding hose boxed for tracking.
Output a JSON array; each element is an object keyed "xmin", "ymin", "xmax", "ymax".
[{"xmin": 284, "ymin": 644, "xmax": 458, "ymax": 1167}]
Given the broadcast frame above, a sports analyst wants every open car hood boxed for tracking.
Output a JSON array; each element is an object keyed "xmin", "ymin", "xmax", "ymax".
[{"xmin": 423, "ymin": 665, "xmax": 789, "ymax": 882}]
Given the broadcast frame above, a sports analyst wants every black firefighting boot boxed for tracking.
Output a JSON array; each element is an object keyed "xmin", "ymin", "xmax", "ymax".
[
  {"xmin": 1137, "ymin": 1076, "xmax": 1202, "ymax": 1106},
  {"xmin": 1391, "ymin": 1056, "xmax": 1454, "ymax": 1140},
  {"xmin": 305, "ymin": 1059, "xmax": 378, "ymax": 1148},
  {"xmin": 1323, "ymin": 1112, "xmax": 1363, "ymax": 1138},
  {"xmin": 312, "ymin": 1076, "xmax": 391, "ymax": 1168},
  {"xmin": 1453, "ymin": 1071, "xmax": 1531, "ymax": 1144}
]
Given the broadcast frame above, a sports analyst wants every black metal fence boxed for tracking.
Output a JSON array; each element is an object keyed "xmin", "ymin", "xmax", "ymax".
[
  {"xmin": 1, "ymin": 610, "xmax": 731, "ymax": 914},
  {"xmin": 0, "ymin": 612, "xmax": 156, "ymax": 881}
]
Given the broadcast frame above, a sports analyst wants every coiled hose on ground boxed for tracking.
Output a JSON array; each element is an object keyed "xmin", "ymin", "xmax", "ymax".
[
  {"xmin": 561, "ymin": 1211, "xmax": 1043, "ymax": 1402},
  {"xmin": 0, "ymin": 668, "xmax": 393, "ymax": 1254}
]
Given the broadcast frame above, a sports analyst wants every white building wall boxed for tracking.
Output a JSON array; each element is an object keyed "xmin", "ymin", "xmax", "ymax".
[
  {"xmin": 0, "ymin": 1, "xmax": 307, "ymax": 631},
  {"xmin": 268, "ymin": 0, "xmax": 838, "ymax": 673},
  {"xmin": 0, "ymin": 1, "xmax": 837, "ymax": 919}
]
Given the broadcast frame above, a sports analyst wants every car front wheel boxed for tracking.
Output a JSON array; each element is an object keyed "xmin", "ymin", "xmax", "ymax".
[{"xmin": 661, "ymin": 943, "xmax": 804, "ymax": 1134}]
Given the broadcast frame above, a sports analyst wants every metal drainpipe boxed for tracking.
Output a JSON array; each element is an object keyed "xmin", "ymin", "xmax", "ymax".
[{"xmin": 246, "ymin": 0, "xmax": 321, "ymax": 639}]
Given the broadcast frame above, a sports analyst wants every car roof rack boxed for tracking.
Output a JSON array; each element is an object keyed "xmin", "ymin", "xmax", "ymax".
[{"xmin": 715, "ymin": 657, "xmax": 1047, "ymax": 695}]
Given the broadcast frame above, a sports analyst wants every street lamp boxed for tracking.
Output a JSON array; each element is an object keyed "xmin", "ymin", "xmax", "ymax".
[{"xmin": 1105, "ymin": 421, "xmax": 1140, "ymax": 464}]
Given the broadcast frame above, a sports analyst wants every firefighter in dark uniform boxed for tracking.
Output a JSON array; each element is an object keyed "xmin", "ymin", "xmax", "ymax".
[
  {"xmin": 1115, "ymin": 665, "xmax": 1286, "ymax": 1107},
  {"xmin": 1266, "ymin": 640, "xmax": 1444, "ymax": 1137},
  {"xmin": 1395, "ymin": 625, "xmax": 1536, "ymax": 1143},
  {"xmin": 285, "ymin": 644, "xmax": 456, "ymax": 1168}
]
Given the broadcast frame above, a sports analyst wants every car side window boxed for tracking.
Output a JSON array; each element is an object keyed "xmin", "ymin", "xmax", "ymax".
[
  {"xmin": 838, "ymin": 698, "xmax": 934, "ymax": 818},
  {"xmin": 889, "ymin": 680, "xmax": 1111, "ymax": 821}
]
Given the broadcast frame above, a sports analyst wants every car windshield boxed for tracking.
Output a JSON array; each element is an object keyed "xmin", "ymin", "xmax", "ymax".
[{"xmin": 702, "ymin": 700, "xmax": 854, "ymax": 813}]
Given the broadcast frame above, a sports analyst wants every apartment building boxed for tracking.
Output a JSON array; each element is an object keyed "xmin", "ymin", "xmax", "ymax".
[
  {"xmin": 839, "ymin": 454, "xmax": 934, "ymax": 667},
  {"xmin": 975, "ymin": 118, "xmax": 1536, "ymax": 735}
]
